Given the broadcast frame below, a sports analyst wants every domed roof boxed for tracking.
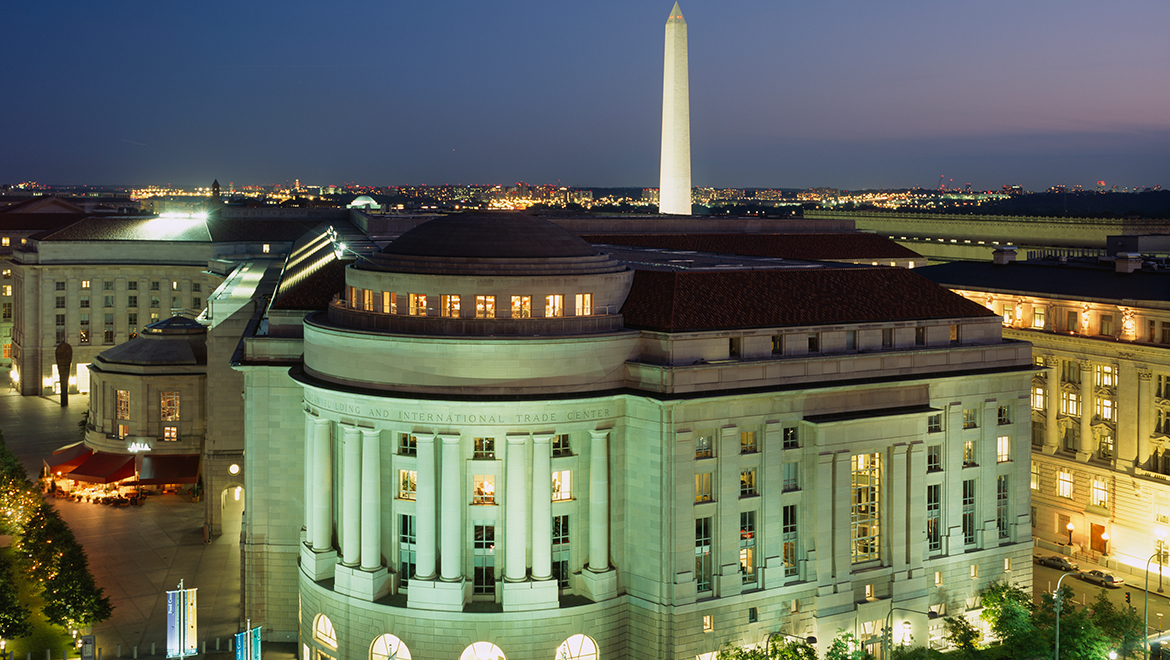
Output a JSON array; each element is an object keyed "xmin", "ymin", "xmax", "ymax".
[
  {"xmin": 92, "ymin": 317, "xmax": 207, "ymax": 366},
  {"xmin": 382, "ymin": 212, "xmax": 598, "ymax": 260},
  {"xmin": 348, "ymin": 195, "xmax": 379, "ymax": 209}
]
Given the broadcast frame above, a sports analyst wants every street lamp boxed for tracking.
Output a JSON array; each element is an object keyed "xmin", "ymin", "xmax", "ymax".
[
  {"xmin": 1066, "ymin": 521, "xmax": 1075, "ymax": 547},
  {"xmin": 1146, "ymin": 551, "xmax": 1164, "ymax": 660},
  {"xmin": 885, "ymin": 607, "xmax": 938, "ymax": 659},
  {"xmin": 1055, "ymin": 571, "xmax": 1075, "ymax": 660},
  {"xmin": 902, "ymin": 621, "xmax": 912, "ymax": 647},
  {"xmin": 1102, "ymin": 531, "xmax": 1111, "ymax": 556}
]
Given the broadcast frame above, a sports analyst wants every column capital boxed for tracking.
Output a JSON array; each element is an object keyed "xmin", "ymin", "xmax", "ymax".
[
  {"xmin": 506, "ymin": 433, "xmax": 530, "ymax": 446},
  {"xmin": 1139, "ymin": 369, "xmax": 1153, "ymax": 381},
  {"xmin": 416, "ymin": 432, "xmax": 436, "ymax": 444},
  {"xmin": 438, "ymin": 433, "xmax": 460, "ymax": 445},
  {"xmin": 532, "ymin": 433, "xmax": 554, "ymax": 444},
  {"xmin": 360, "ymin": 427, "xmax": 380, "ymax": 438},
  {"xmin": 588, "ymin": 428, "xmax": 611, "ymax": 441}
]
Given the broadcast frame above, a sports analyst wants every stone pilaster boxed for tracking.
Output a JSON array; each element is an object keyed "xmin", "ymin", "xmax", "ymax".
[
  {"xmin": 505, "ymin": 434, "xmax": 529, "ymax": 582},
  {"xmin": 531, "ymin": 433, "xmax": 553, "ymax": 581},
  {"xmin": 1079, "ymin": 359, "xmax": 1093, "ymax": 461},
  {"xmin": 414, "ymin": 433, "xmax": 437, "ymax": 581},
  {"xmin": 440, "ymin": 434, "xmax": 463, "ymax": 582},
  {"xmin": 341, "ymin": 426, "xmax": 362, "ymax": 566}
]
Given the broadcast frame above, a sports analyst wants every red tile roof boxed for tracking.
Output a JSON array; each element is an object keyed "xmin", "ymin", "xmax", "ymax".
[
  {"xmin": 621, "ymin": 267, "xmax": 996, "ymax": 332},
  {"xmin": 583, "ymin": 233, "xmax": 921, "ymax": 260}
]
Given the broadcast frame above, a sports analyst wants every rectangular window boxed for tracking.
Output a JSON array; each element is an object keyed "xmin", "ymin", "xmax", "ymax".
[
  {"xmin": 1099, "ymin": 431, "xmax": 1115, "ymax": 459},
  {"xmin": 473, "ymin": 523, "xmax": 496, "ymax": 595},
  {"xmin": 399, "ymin": 514, "xmax": 416, "ymax": 589},
  {"xmin": 473, "ymin": 476, "xmax": 495, "ymax": 504},
  {"xmin": 409, "ymin": 293, "xmax": 427, "ymax": 316},
  {"xmin": 845, "ymin": 330, "xmax": 856, "ymax": 350},
  {"xmin": 950, "ymin": 324, "xmax": 960, "ymax": 344},
  {"xmin": 399, "ymin": 433, "xmax": 416, "ymax": 456},
  {"xmin": 382, "ymin": 291, "xmax": 397, "ymax": 314},
  {"xmin": 695, "ymin": 434, "xmax": 713, "ymax": 459},
  {"xmin": 1, "ymin": 303, "xmax": 11, "ymax": 321},
  {"xmin": 398, "ymin": 470, "xmax": 417, "ymax": 500},
  {"xmin": 160, "ymin": 391, "xmax": 180, "ymax": 421},
  {"xmin": 882, "ymin": 328, "xmax": 894, "ymax": 348},
  {"xmin": 1058, "ymin": 470, "xmax": 1073, "ymax": 498},
  {"xmin": 1067, "ymin": 310, "xmax": 1078, "ymax": 332},
  {"xmin": 440, "ymin": 294, "xmax": 460, "ymax": 318},
  {"xmin": 782, "ymin": 427, "xmax": 799, "ymax": 449},
  {"xmin": 361, "ymin": 289, "xmax": 374, "ymax": 312},
  {"xmin": 192, "ymin": 297, "xmax": 201, "ymax": 309},
  {"xmin": 1002, "ymin": 305, "xmax": 1014, "ymax": 325},
  {"xmin": 1061, "ymin": 360, "xmax": 1082, "ymax": 384},
  {"xmin": 1, "ymin": 285, "xmax": 10, "ymax": 297},
  {"xmin": 473, "ymin": 437, "xmax": 495, "ymax": 459},
  {"xmin": 192, "ymin": 283, "xmax": 201, "ymax": 292},
  {"xmin": 1033, "ymin": 307, "xmax": 1046, "ymax": 329},
  {"xmin": 127, "ymin": 295, "xmax": 137, "ymax": 308},
  {"xmin": 1031, "ymin": 463, "xmax": 1039, "ymax": 490},
  {"xmin": 1163, "ymin": 323, "xmax": 1170, "ymax": 344},
  {"xmin": 55, "ymin": 296, "xmax": 65, "ymax": 309},
  {"xmin": 851, "ymin": 453, "xmax": 881, "ymax": 563},
  {"xmin": 127, "ymin": 281, "xmax": 137, "ymax": 291},
  {"xmin": 171, "ymin": 281, "xmax": 179, "ymax": 291},
  {"xmin": 807, "ymin": 333, "xmax": 820, "ymax": 353},
  {"xmin": 728, "ymin": 337, "xmax": 741, "ymax": 358},
  {"xmin": 1, "ymin": 345, "xmax": 9, "ymax": 359},
  {"xmin": 150, "ymin": 296, "xmax": 160, "ymax": 308},
  {"xmin": 575, "ymin": 293, "xmax": 592, "ymax": 316},
  {"xmin": 703, "ymin": 615, "xmax": 714, "ymax": 633},
  {"xmin": 552, "ymin": 434, "xmax": 571, "ymax": 456},
  {"xmin": 962, "ymin": 479, "xmax": 977, "ymax": 545},
  {"xmin": 149, "ymin": 281, "xmax": 160, "ymax": 291},
  {"xmin": 128, "ymin": 312, "xmax": 137, "ymax": 326},
  {"xmin": 1, "ymin": 269, "xmax": 8, "ymax": 279},
  {"xmin": 1061, "ymin": 391, "xmax": 1080, "ymax": 416},
  {"xmin": 511, "ymin": 295, "xmax": 531, "ymax": 318},
  {"xmin": 552, "ymin": 515, "xmax": 570, "ymax": 589},
  {"xmin": 782, "ymin": 462, "xmax": 799, "ymax": 492},
  {"xmin": 1100, "ymin": 314, "xmax": 1114, "ymax": 336},
  {"xmin": 963, "ymin": 440, "xmax": 977, "ymax": 467},
  {"xmin": 545, "ymin": 294, "xmax": 564, "ymax": 318},
  {"xmin": 552, "ymin": 470, "xmax": 571, "ymax": 501},
  {"xmin": 962, "ymin": 407, "xmax": 979, "ymax": 429},
  {"xmin": 1032, "ymin": 386, "xmax": 1045, "ymax": 411},
  {"xmin": 695, "ymin": 517, "xmax": 713, "ymax": 592},
  {"xmin": 740, "ymin": 468, "xmax": 757, "ymax": 497},
  {"xmin": 79, "ymin": 295, "xmax": 89, "ymax": 308},
  {"xmin": 927, "ymin": 445, "xmax": 942, "ymax": 472},
  {"xmin": 997, "ymin": 475, "xmax": 1009, "ymax": 539},
  {"xmin": 740, "ymin": 431, "xmax": 756, "ymax": 453},
  {"xmin": 1062, "ymin": 425, "xmax": 1079, "ymax": 453},
  {"xmin": 695, "ymin": 472, "xmax": 713, "ymax": 503},
  {"xmin": 103, "ymin": 295, "xmax": 114, "ymax": 307},
  {"xmin": 80, "ymin": 280, "xmax": 91, "ymax": 290},
  {"xmin": 927, "ymin": 484, "xmax": 941, "ymax": 552},
  {"xmin": 996, "ymin": 436, "xmax": 1010, "ymax": 463},
  {"xmin": 116, "ymin": 389, "xmax": 130, "ymax": 419},
  {"xmin": 928, "ymin": 413, "xmax": 943, "ymax": 433},
  {"xmin": 163, "ymin": 426, "xmax": 177, "ymax": 441},
  {"xmin": 782, "ymin": 504, "xmax": 798, "ymax": 576},
  {"xmin": 740, "ymin": 511, "xmax": 756, "ymax": 585},
  {"xmin": 171, "ymin": 296, "xmax": 181, "ymax": 308},
  {"xmin": 1091, "ymin": 478, "xmax": 1108, "ymax": 508},
  {"xmin": 1096, "ymin": 364, "xmax": 1116, "ymax": 387},
  {"xmin": 475, "ymin": 295, "xmax": 495, "ymax": 319},
  {"xmin": 55, "ymin": 281, "xmax": 65, "ymax": 291},
  {"xmin": 117, "ymin": 423, "xmax": 129, "ymax": 439},
  {"xmin": 998, "ymin": 405, "xmax": 1012, "ymax": 425},
  {"xmin": 1095, "ymin": 396, "xmax": 1115, "ymax": 422},
  {"xmin": 771, "ymin": 335, "xmax": 782, "ymax": 354}
]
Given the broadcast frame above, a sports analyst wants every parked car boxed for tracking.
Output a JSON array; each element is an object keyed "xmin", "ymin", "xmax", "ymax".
[
  {"xmin": 1079, "ymin": 569, "xmax": 1124, "ymax": 588},
  {"xmin": 1036, "ymin": 555, "xmax": 1080, "ymax": 571}
]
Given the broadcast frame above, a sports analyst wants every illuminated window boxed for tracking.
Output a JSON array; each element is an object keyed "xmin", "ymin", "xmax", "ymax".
[
  {"xmin": 963, "ymin": 440, "xmax": 977, "ymax": 467},
  {"xmin": 171, "ymin": 281, "xmax": 179, "ymax": 291},
  {"xmin": 996, "ymin": 436, "xmax": 1010, "ymax": 463},
  {"xmin": 552, "ymin": 470, "xmax": 571, "ymax": 501},
  {"xmin": 695, "ymin": 517, "xmax": 713, "ymax": 592},
  {"xmin": 81, "ymin": 280, "xmax": 91, "ymax": 289},
  {"xmin": 511, "ymin": 295, "xmax": 531, "ymax": 318},
  {"xmin": 261, "ymin": 244, "xmax": 270, "ymax": 254},
  {"xmin": 782, "ymin": 504, "xmax": 798, "ymax": 576},
  {"xmin": 0, "ymin": 238, "xmax": 7, "ymax": 247},
  {"xmin": 161, "ymin": 426, "xmax": 177, "ymax": 442},
  {"xmin": 739, "ymin": 431, "xmax": 756, "ymax": 454},
  {"xmin": 741, "ymin": 468, "xmax": 757, "ymax": 497},
  {"xmin": 740, "ymin": 511, "xmax": 756, "ymax": 584},
  {"xmin": 314, "ymin": 615, "xmax": 337, "ymax": 649},
  {"xmin": 377, "ymin": 291, "xmax": 393, "ymax": 314},
  {"xmin": 1057, "ymin": 470, "xmax": 1073, "ymax": 498},
  {"xmin": 1002, "ymin": 305, "xmax": 1014, "ymax": 325},
  {"xmin": 473, "ymin": 437, "xmax": 495, "ymax": 459},
  {"xmin": 1091, "ymin": 478, "xmax": 1108, "ymax": 508},
  {"xmin": 552, "ymin": 434, "xmax": 571, "ymax": 456},
  {"xmin": 545, "ymin": 294, "xmax": 564, "ymax": 318},
  {"xmin": 160, "ymin": 391, "xmax": 180, "ymax": 421},
  {"xmin": 116, "ymin": 389, "xmax": 130, "ymax": 419},
  {"xmin": 1096, "ymin": 364, "xmax": 1117, "ymax": 387},
  {"xmin": 962, "ymin": 407, "xmax": 979, "ymax": 429},
  {"xmin": 554, "ymin": 635, "xmax": 597, "ymax": 660},
  {"xmin": 695, "ymin": 435, "xmax": 713, "ymax": 459},
  {"xmin": 703, "ymin": 615, "xmax": 714, "ymax": 632},
  {"xmin": 575, "ymin": 293, "xmax": 592, "ymax": 316},
  {"xmin": 950, "ymin": 324, "xmax": 960, "ymax": 344},
  {"xmin": 409, "ymin": 293, "xmax": 426, "ymax": 316},
  {"xmin": 926, "ymin": 484, "xmax": 941, "ymax": 552},
  {"xmin": 362, "ymin": 289, "xmax": 374, "ymax": 312},
  {"xmin": 370, "ymin": 634, "xmax": 412, "ymax": 660},
  {"xmin": 473, "ymin": 476, "xmax": 495, "ymax": 504},
  {"xmin": 1096, "ymin": 396, "xmax": 1115, "ymax": 421},
  {"xmin": 117, "ymin": 423, "xmax": 129, "ymax": 439},
  {"xmin": 475, "ymin": 295, "xmax": 495, "ymax": 319},
  {"xmin": 1, "ymin": 344, "xmax": 9, "ymax": 359},
  {"xmin": 695, "ymin": 472, "xmax": 713, "ymax": 503},
  {"xmin": 1032, "ymin": 386, "xmax": 1046, "ymax": 411},
  {"xmin": 460, "ymin": 642, "xmax": 505, "ymax": 660},
  {"xmin": 1099, "ymin": 431, "xmax": 1114, "ymax": 459},
  {"xmin": 851, "ymin": 453, "xmax": 881, "ymax": 563},
  {"xmin": 1, "ymin": 285, "xmax": 9, "ymax": 297},
  {"xmin": 1061, "ymin": 391, "xmax": 1080, "ymax": 416},
  {"xmin": 1033, "ymin": 307, "xmax": 1046, "ymax": 329},
  {"xmin": 1, "ymin": 269, "xmax": 8, "ymax": 278},
  {"xmin": 399, "ymin": 433, "xmax": 416, "ymax": 456},
  {"xmin": 440, "ymin": 294, "xmax": 460, "ymax": 318},
  {"xmin": 398, "ymin": 470, "xmax": 417, "ymax": 500},
  {"xmin": 1031, "ymin": 463, "xmax": 1039, "ymax": 490},
  {"xmin": 2, "ymin": 303, "xmax": 11, "ymax": 321}
]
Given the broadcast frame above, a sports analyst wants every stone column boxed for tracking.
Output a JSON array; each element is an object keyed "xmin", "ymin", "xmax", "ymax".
[
  {"xmin": 341, "ymin": 426, "xmax": 362, "ymax": 566},
  {"xmin": 1079, "ymin": 359, "xmax": 1093, "ymax": 460},
  {"xmin": 588, "ymin": 429, "xmax": 610, "ymax": 572},
  {"xmin": 305, "ymin": 413, "xmax": 328, "ymax": 542},
  {"xmin": 505, "ymin": 435, "xmax": 529, "ymax": 582},
  {"xmin": 531, "ymin": 433, "xmax": 553, "ymax": 581},
  {"xmin": 415, "ymin": 433, "xmax": 437, "ymax": 581},
  {"xmin": 311, "ymin": 419, "xmax": 333, "ymax": 551},
  {"xmin": 360, "ymin": 428, "xmax": 382, "ymax": 571},
  {"xmin": 1044, "ymin": 359, "xmax": 1059, "ymax": 454},
  {"xmin": 440, "ymin": 434, "xmax": 463, "ymax": 581},
  {"xmin": 1139, "ymin": 370, "xmax": 1153, "ymax": 468}
]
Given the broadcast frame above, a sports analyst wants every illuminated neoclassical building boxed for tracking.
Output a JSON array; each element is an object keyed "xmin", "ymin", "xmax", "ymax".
[{"xmin": 237, "ymin": 213, "xmax": 1034, "ymax": 660}]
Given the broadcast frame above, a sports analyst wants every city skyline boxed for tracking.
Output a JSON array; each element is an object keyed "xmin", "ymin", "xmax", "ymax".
[{"xmin": 2, "ymin": 0, "xmax": 1167, "ymax": 191}]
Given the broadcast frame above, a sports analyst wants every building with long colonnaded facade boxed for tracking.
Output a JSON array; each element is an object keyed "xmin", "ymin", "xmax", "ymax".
[{"xmin": 235, "ymin": 212, "xmax": 1034, "ymax": 660}]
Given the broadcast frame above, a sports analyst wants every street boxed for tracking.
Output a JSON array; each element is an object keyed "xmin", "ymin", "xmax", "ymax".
[{"xmin": 1034, "ymin": 561, "xmax": 1170, "ymax": 638}]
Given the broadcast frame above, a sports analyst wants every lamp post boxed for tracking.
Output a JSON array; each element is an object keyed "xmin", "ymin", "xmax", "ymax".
[
  {"xmin": 1066, "ymin": 521, "xmax": 1075, "ymax": 547},
  {"xmin": 1055, "ymin": 571, "xmax": 1074, "ymax": 660},
  {"xmin": 885, "ymin": 607, "xmax": 937, "ymax": 660},
  {"xmin": 1102, "ymin": 531, "xmax": 1110, "ymax": 556},
  {"xmin": 1145, "ymin": 551, "xmax": 1163, "ymax": 660}
]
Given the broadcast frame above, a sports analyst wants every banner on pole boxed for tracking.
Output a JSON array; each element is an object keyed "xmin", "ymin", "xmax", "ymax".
[
  {"xmin": 235, "ymin": 626, "xmax": 262, "ymax": 660},
  {"xmin": 166, "ymin": 587, "xmax": 199, "ymax": 658}
]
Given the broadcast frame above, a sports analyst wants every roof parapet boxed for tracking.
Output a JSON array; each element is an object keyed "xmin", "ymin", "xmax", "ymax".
[{"xmin": 992, "ymin": 246, "xmax": 1017, "ymax": 265}]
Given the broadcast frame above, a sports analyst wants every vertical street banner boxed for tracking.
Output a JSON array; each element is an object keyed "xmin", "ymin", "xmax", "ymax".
[
  {"xmin": 166, "ymin": 586, "xmax": 199, "ymax": 658},
  {"xmin": 235, "ymin": 626, "xmax": 262, "ymax": 660}
]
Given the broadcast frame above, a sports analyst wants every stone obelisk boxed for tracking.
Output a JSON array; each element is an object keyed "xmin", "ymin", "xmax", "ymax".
[{"xmin": 659, "ymin": 2, "xmax": 691, "ymax": 215}]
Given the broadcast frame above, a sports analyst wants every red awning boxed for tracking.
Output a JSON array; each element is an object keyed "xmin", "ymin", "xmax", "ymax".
[
  {"xmin": 138, "ymin": 455, "xmax": 200, "ymax": 485},
  {"xmin": 45, "ymin": 442, "xmax": 94, "ymax": 476},
  {"xmin": 69, "ymin": 452, "xmax": 135, "ymax": 484}
]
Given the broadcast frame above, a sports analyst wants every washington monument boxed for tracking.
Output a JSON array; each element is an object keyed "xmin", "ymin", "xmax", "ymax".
[{"xmin": 659, "ymin": 2, "xmax": 691, "ymax": 215}]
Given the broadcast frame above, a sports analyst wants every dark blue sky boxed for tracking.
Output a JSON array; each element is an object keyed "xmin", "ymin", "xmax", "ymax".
[{"xmin": 3, "ymin": 0, "xmax": 1167, "ymax": 191}]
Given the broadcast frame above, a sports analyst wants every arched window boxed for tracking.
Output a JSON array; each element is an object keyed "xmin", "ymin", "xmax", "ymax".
[
  {"xmin": 460, "ymin": 642, "xmax": 506, "ymax": 660},
  {"xmin": 555, "ymin": 634, "xmax": 598, "ymax": 660},
  {"xmin": 314, "ymin": 614, "xmax": 337, "ymax": 649},
  {"xmin": 371, "ymin": 634, "xmax": 411, "ymax": 660}
]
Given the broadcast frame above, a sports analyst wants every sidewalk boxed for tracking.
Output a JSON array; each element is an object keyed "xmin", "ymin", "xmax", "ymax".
[{"xmin": 1032, "ymin": 542, "xmax": 1170, "ymax": 600}]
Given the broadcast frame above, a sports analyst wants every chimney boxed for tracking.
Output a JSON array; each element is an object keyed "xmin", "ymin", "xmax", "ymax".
[
  {"xmin": 992, "ymin": 246, "xmax": 1017, "ymax": 265},
  {"xmin": 1116, "ymin": 252, "xmax": 1143, "ymax": 274}
]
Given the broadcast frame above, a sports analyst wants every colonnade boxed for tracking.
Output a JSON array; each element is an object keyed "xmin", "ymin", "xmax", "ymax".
[{"xmin": 301, "ymin": 410, "xmax": 613, "ymax": 607}]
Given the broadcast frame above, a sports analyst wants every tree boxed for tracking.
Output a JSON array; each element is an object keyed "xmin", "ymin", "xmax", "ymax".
[
  {"xmin": 1085, "ymin": 590, "xmax": 1144, "ymax": 659},
  {"xmin": 824, "ymin": 631, "xmax": 871, "ymax": 660},
  {"xmin": 0, "ymin": 553, "xmax": 31, "ymax": 640},
  {"xmin": 980, "ymin": 580, "xmax": 1043, "ymax": 655},
  {"xmin": 716, "ymin": 637, "xmax": 818, "ymax": 660},
  {"xmin": 40, "ymin": 543, "xmax": 113, "ymax": 628},
  {"xmin": 943, "ymin": 616, "xmax": 979, "ymax": 658}
]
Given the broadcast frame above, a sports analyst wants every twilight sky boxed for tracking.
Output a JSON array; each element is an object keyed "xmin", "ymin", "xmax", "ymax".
[{"xmin": 2, "ymin": 0, "xmax": 1168, "ymax": 191}]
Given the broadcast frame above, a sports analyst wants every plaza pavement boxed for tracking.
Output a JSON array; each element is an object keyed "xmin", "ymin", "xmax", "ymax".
[{"xmin": 0, "ymin": 391, "xmax": 294, "ymax": 659}]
